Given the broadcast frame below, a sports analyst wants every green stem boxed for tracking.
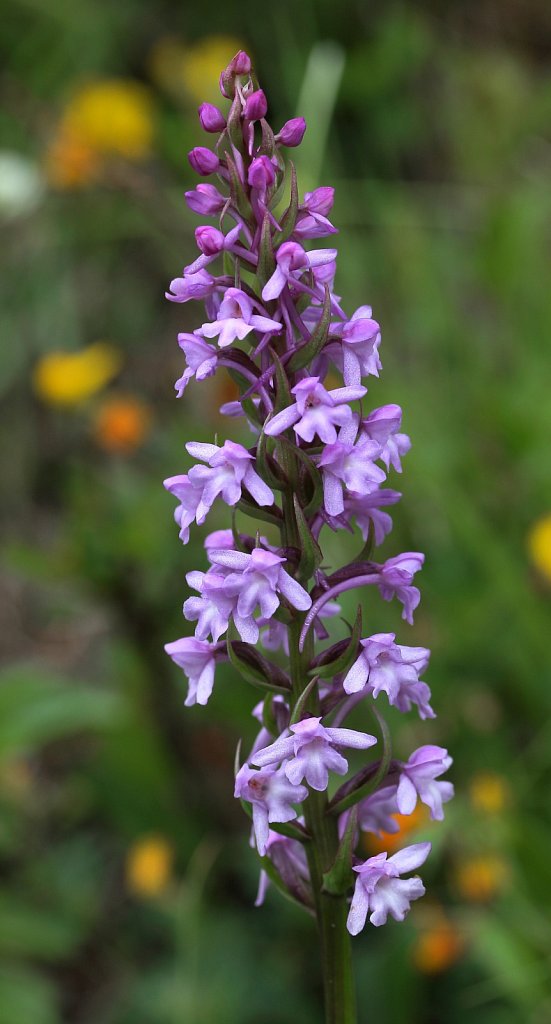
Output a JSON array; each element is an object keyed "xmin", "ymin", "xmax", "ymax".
[
  {"xmin": 302, "ymin": 783, "xmax": 357, "ymax": 1024},
  {"xmin": 286, "ymin": 597, "xmax": 357, "ymax": 1024}
]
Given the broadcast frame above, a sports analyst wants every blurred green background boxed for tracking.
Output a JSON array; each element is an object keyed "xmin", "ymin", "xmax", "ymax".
[{"xmin": 2, "ymin": 1, "xmax": 551, "ymax": 1021}]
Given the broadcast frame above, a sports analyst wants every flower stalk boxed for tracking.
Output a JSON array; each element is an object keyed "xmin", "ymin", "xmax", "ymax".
[{"xmin": 163, "ymin": 49, "xmax": 453, "ymax": 1022}]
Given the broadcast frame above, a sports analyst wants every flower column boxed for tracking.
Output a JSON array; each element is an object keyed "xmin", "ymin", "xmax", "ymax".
[{"xmin": 163, "ymin": 50, "xmax": 453, "ymax": 1024}]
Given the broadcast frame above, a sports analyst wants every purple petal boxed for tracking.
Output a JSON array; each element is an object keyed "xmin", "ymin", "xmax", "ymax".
[
  {"xmin": 264, "ymin": 405, "xmax": 300, "ymax": 437},
  {"xmin": 233, "ymin": 613, "xmax": 259, "ymax": 644},
  {"xmin": 396, "ymin": 774, "xmax": 418, "ymax": 815},
  {"xmin": 186, "ymin": 441, "xmax": 219, "ymax": 461},
  {"xmin": 277, "ymin": 569, "xmax": 312, "ymax": 611},
  {"xmin": 243, "ymin": 466, "xmax": 274, "ymax": 506},
  {"xmin": 388, "ymin": 842, "xmax": 431, "ymax": 875},
  {"xmin": 209, "ymin": 549, "xmax": 251, "ymax": 570},
  {"xmin": 323, "ymin": 473, "xmax": 344, "ymax": 516},
  {"xmin": 326, "ymin": 727, "xmax": 377, "ymax": 750},
  {"xmin": 329, "ymin": 385, "xmax": 367, "ymax": 404},
  {"xmin": 342, "ymin": 656, "xmax": 369, "ymax": 695},
  {"xmin": 307, "ymin": 248, "xmax": 338, "ymax": 266},
  {"xmin": 252, "ymin": 803, "xmax": 269, "ymax": 856},
  {"xmin": 302, "ymin": 754, "xmax": 330, "ymax": 791},
  {"xmin": 253, "ymin": 735, "xmax": 296, "ymax": 767},
  {"xmin": 347, "ymin": 881, "xmax": 370, "ymax": 936},
  {"xmin": 262, "ymin": 266, "xmax": 287, "ymax": 302}
]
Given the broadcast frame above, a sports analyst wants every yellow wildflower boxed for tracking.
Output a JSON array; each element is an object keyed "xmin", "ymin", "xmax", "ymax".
[
  {"xmin": 93, "ymin": 395, "xmax": 152, "ymax": 453},
  {"xmin": 148, "ymin": 37, "xmax": 190, "ymax": 95},
  {"xmin": 455, "ymin": 854, "xmax": 509, "ymax": 903},
  {"xmin": 60, "ymin": 80, "xmax": 154, "ymax": 159},
  {"xmin": 527, "ymin": 514, "xmax": 551, "ymax": 582},
  {"xmin": 33, "ymin": 343, "xmax": 122, "ymax": 406},
  {"xmin": 182, "ymin": 36, "xmax": 248, "ymax": 103},
  {"xmin": 126, "ymin": 835, "xmax": 173, "ymax": 897},
  {"xmin": 469, "ymin": 772, "xmax": 509, "ymax": 814},
  {"xmin": 150, "ymin": 35, "xmax": 248, "ymax": 105},
  {"xmin": 412, "ymin": 916, "xmax": 464, "ymax": 974}
]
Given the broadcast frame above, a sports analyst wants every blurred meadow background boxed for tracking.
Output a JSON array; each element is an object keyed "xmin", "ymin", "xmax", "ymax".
[{"xmin": 2, "ymin": 0, "xmax": 551, "ymax": 1021}]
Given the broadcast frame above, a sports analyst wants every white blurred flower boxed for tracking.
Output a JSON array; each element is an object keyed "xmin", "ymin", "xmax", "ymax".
[{"xmin": 0, "ymin": 151, "xmax": 45, "ymax": 219}]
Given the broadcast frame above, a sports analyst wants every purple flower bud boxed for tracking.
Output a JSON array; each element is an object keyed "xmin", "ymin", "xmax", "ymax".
[
  {"xmin": 185, "ymin": 224, "xmax": 242, "ymax": 275},
  {"xmin": 244, "ymin": 88, "xmax": 267, "ymax": 120},
  {"xmin": 198, "ymin": 102, "xmax": 227, "ymax": 133},
  {"xmin": 294, "ymin": 190, "xmax": 338, "ymax": 239},
  {"xmin": 261, "ymin": 242, "xmax": 337, "ymax": 302},
  {"xmin": 188, "ymin": 146, "xmax": 220, "ymax": 175},
  {"xmin": 304, "ymin": 187, "xmax": 334, "ymax": 216},
  {"xmin": 195, "ymin": 225, "xmax": 225, "ymax": 256},
  {"xmin": 276, "ymin": 117, "xmax": 307, "ymax": 147},
  {"xmin": 230, "ymin": 50, "xmax": 252, "ymax": 75},
  {"xmin": 247, "ymin": 155, "xmax": 276, "ymax": 191},
  {"xmin": 219, "ymin": 50, "xmax": 252, "ymax": 97},
  {"xmin": 255, "ymin": 830, "xmax": 310, "ymax": 907},
  {"xmin": 185, "ymin": 183, "xmax": 226, "ymax": 216}
]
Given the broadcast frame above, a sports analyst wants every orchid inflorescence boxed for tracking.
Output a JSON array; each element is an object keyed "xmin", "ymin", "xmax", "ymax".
[{"xmin": 164, "ymin": 48, "xmax": 452, "ymax": 974}]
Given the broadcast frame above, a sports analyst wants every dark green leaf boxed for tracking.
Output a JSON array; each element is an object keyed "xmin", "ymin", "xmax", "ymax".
[
  {"xmin": 236, "ymin": 496, "xmax": 282, "ymax": 525},
  {"xmin": 257, "ymin": 214, "xmax": 275, "ymax": 287},
  {"xmin": 256, "ymin": 431, "xmax": 288, "ymax": 491},
  {"xmin": 259, "ymin": 118, "xmax": 276, "ymax": 157},
  {"xmin": 226, "ymin": 627, "xmax": 290, "ymax": 693},
  {"xmin": 276, "ymin": 162, "xmax": 299, "ymax": 245},
  {"xmin": 226, "ymin": 151, "xmax": 250, "ymax": 220},
  {"xmin": 314, "ymin": 606, "xmax": 362, "ymax": 679},
  {"xmin": 271, "ymin": 348, "xmax": 293, "ymax": 414},
  {"xmin": 293, "ymin": 495, "xmax": 323, "ymax": 580},
  {"xmin": 276, "ymin": 436, "xmax": 323, "ymax": 517},
  {"xmin": 287, "ymin": 285, "xmax": 332, "ymax": 373},
  {"xmin": 259, "ymin": 855, "xmax": 314, "ymax": 913},
  {"xmin": 290, "ymin": 675, "xmax": 320, "ymax": 726},
  {"xmin": 322, "ymin": 807, "xmax": 357, "ymax": 895},
  {"xmin": 330, "ymin": 704, "xmax": 392, "ymax": 816}
]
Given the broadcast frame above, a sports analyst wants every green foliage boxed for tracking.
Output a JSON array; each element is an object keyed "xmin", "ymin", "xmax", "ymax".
[
  {"xmin": 0, "ymin": 664, "xmax": 122, "ymax": 757},
  {"xmin": 2, "ymin": 2, "xmax": 551, "ymax": 1021}
]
